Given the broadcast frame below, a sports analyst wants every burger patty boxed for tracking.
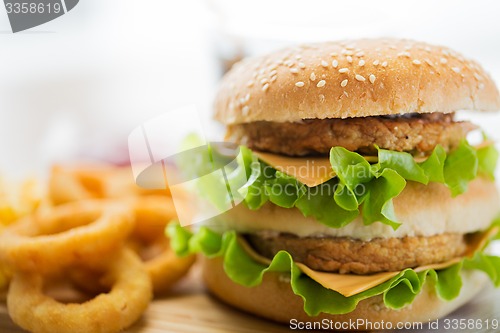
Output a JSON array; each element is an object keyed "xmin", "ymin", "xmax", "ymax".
[
  {"xmin": 246, "ymin": 232, "xmax": 467, "ymax": 274},
  {"xmin": 227, "ymin": 113, "xmax": 476, "ymax": 156}
]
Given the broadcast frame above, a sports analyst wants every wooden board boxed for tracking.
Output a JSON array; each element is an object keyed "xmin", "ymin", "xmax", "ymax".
[{"xmin": 1, "ymin": 263, "xmax": 500, "ymax": 333}]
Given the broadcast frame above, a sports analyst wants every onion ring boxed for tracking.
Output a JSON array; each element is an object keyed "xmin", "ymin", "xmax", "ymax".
[
  {"xmin": 0, "ymin": 200, "xmax": 134, "ymax": 273},
  {"xmin": 7, "ymin": 248, "xmax": 152, "ymax": 333},
  {"xmin": 0, "ymin": 263, "xmax": 10, "ymax": 302},
  {"xmin": 129, "ymin": 196, "xmax": 195, "ymax": 294},
  {"xmin": 69, "ymin": 197, "xmax": 195, "ymax": 295},
  {"xmin": 49, "ymin": 165, "xmax": 170, "ymax": 205}
]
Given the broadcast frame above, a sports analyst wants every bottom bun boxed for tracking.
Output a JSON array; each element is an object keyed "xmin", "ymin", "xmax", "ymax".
[{"xmin": 202, "ymin": 257, "xmax": 487, "ymax": 330}]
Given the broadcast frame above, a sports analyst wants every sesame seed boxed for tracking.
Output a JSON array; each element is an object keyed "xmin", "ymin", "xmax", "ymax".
[
  {"xmin": 358, "ymin": 59, "xmax": 365, "ymax": 66},
  {"xmin": 284, "ymin": 60, "xmax": 294, "ymax": 67},
  {"xmin": 369, "ymin": 74, "xmax": 376, "ymax": 84},
  {"xmin": 319, "ymin": 94, "xmax": 325, "ymax": 103},
  {"xmin": 290, "ymin": 68, "xmax": 299, "ymax": 74},
  {"xmin": 338, "ymin": 68, "xmax": 349, "ymax": 73},
  {"xmin": 259, "ymin": 68, "xmax": 265, "ymax": 74},
  {"xmin": 424, "ymin": 59, "xmax": 433, "ymax": 66},
  {"xmin": 262, "ymin": 83, "xmax": 269, "ymax": 92},
  {"xmin": 316, "ymin": 80, "xmax": 326, "ymax": 87},
  {"xmin": 321, "ymin": 60, "xmax": 329, "ymax": 67},
  {"xmin": 242, "ymin": 106, "xmax": 250, "ymax": 115},
  {"xmin": 341, "ymin": 79, "xmax": 348, "ymax": 87},
  {"xmin": 442, "ymin": 50, "xmax": 449, "ymax": 56},
  {"xmin": 440, "ymin": 58, "xmax": 448, "ymax": 64},
  {"xmin": 295, "ymin": 81, "xmax": 305, "ymax": 87},
  {"xmin": 346, "ymin": 56, "xmax": 353, "ymax": 63},
  {"xmin": 355, "ymin": 51, "xmax": 365, "ymax": 57},
  {"xmin": 372, "ymin": 60, "xmax": 380, "ymax": 66},
  {"xmin": 298, "ymin": 62, "xmax": 306, "ymax": 69},
  {"xmin": 479, "ymin": 83, "xmax": 485, "ymax": 90},
  {"xmin": 412, "ymin": 59, "xmax": 421, "ymax": 65},
  {"xmin": 381, "ymin": 61, "xmax": 388, "ymax": 67},
  {"xmin": 474, "ymin": 73, "xmax": 483, "ymax": 81},
  {"xmin": 332, "ymin": 59, "xmax": 339, "ymax": 68},
  {"xmin": 295, "ymin": 55, "xmax": 302, "ymax": 60},
  {"xmin": 310, "ymin": 72, "xmax": 316, "ymax": 81},
  {"xmin": 397, "ymin": 51, "xmax": 411, "ymax": 58},
  {"xmin": 343, "ymin": 50, "xmax": 354, "ymax": 56},
  {"xmin": 451, "ymin": 67, "xmax": 461, "ymax": 73},
  {"xmin": 247, "ymin": 80, "xmax": 254, "ymax": 87},
  {"xmin": 321, "ymin": 74, "xmax": 326, "ymax": 78},
  {"xmin": 244, "ymin": 93, "xmax": 251, "ymax": 102},
  {"xmin": 344, "ymin": 91, "xmax": 349, "ymax": 97},
  {"xmin": 330, "ymin": 52, "xmax": 338, "ymax": 57},
  {"xmin": 270, "ymin": 75, "xmax": 277, "ymax": 82},
  {"xmin": 270, "ymin": 70, "xmax": 277, "ymax": 76},
  {"xmin": 355, "ymin": 74, "xmax": 366, "ymax": 82},
  {"xmin": 260, "ymin": 78, "xmax": 269, "ymax": 84}
]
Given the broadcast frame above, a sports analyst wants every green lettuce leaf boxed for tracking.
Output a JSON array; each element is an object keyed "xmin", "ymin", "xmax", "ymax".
[
  {"xmin": 295, "ymin": 180, "xmax": 359, "ymax": 228},
  {"xmin": 477, "ymin": 143, "xmax": 499, "ymax": 180},
  {"xmin": 167, "ymin": 223, "xmax": 500, "ymax": 316},
  {"xmin": 265, "ymin": 171, "xmax": 306, "ymax": 208},
  {"xmin": 419, "ymin": 145, "xmax": 446, "ymax": 183},
  {"xmin": 239, "ymin": 141, "xmax": 496, "ymax": 230},
  {"xmin": 463, "ymin": 252, "xmax": 500, "ymax": 287},
  {"xmin": 360, "ymin": 169, "xmax": 406, "ymax": 228},
  {"xmin": 177, "ymin": 135, "xmax": 497, "ymax": 231},
  {"xmin": 443, "ymin": 140, "xmax": 478, "ymax": 197},
  {"xmin": 375, "ymin": 146, "xmax": 428, "ymax": 184},
  {"xmin": 492, "ymin": 216, "xmax": 500, "ymax": 240}
]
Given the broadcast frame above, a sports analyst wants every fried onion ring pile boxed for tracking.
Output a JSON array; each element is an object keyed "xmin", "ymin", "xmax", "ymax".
[
  {"xmin": 0, "ymin": 165, "xmax": 195, "ymax": 333},
  {"xmin": 0, "ymin": 200, "xmax": 135, "ymax": 273},
  {"xmin": 7, "ymin": 249, "xmax": 151, "ymax": 333}
]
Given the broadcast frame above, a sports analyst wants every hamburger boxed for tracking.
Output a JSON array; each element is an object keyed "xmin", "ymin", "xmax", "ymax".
[{"xmin": 169, "ymin": 39, "xmax": 500, "ymax": 329}]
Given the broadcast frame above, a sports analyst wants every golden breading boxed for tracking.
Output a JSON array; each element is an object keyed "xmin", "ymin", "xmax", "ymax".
[
  {"xmin": 227, "ymin": 113, "xmax": 476, "ymax": 156},
  {"xmin": 246, "ymin": 232, "xmax": 467, "ymax": 274}
]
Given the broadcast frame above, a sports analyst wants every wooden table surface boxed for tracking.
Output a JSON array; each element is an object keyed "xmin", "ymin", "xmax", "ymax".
[{"xmin": 1, "ymin": 263, "xmax": 500, "ymax": 333}]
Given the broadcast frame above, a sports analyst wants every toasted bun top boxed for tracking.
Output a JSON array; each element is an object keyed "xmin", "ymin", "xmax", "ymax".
[{"xmin": 214, "ymin": 39, "xmax": 500, "ymax": 125}]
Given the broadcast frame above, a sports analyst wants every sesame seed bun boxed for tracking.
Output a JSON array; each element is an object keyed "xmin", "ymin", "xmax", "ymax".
[
  {"xmin": 202, "ymin": 256, "xmax": 488, "ymax": 329},
  {"xmin": 214, "ymin": 39, "xmax": 500, "ymax": 125}
]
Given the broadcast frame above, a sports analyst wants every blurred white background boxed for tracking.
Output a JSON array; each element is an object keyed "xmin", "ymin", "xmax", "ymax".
[{"xmin": 1, "ymin": 0, "xmax": 500, "ymax": 177}]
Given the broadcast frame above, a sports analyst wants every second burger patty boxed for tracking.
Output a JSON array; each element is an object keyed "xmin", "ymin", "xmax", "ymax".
[
  {"xmin": 246, "ymin": 232, "xmax": 467, "ymax": 274},
  {"xmin": 227, "ymin": 112, "xmax": 476, "ymax": 156}
]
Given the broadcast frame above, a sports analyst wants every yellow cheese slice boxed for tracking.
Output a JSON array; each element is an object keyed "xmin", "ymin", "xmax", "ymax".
[
  {"xmin": 295, "ymin": 263, "xmax": 400, "ymax": 297},
  {"xmin": 253, "ymin": 141, "xmax": 494, "ymax": 188},
  {"xmin": 237, "ymin": 226, "xmax": 498, "ymax": 298},
  {"xmin": 253, "ymin": 151, "xmax": 337, "ymax": 187}
]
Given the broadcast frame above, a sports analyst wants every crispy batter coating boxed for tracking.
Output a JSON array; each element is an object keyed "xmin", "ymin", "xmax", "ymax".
[
  {"xmin": 227, "ymin": 113, "xmax": 476, "ymax": 156},
  {"xmin": 246, "ymin": 232, "xmax": 467, "ymax": 274},
  {"xmin": 7, "ymin": 249, "xmax": 152, "ymax": 333}
]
